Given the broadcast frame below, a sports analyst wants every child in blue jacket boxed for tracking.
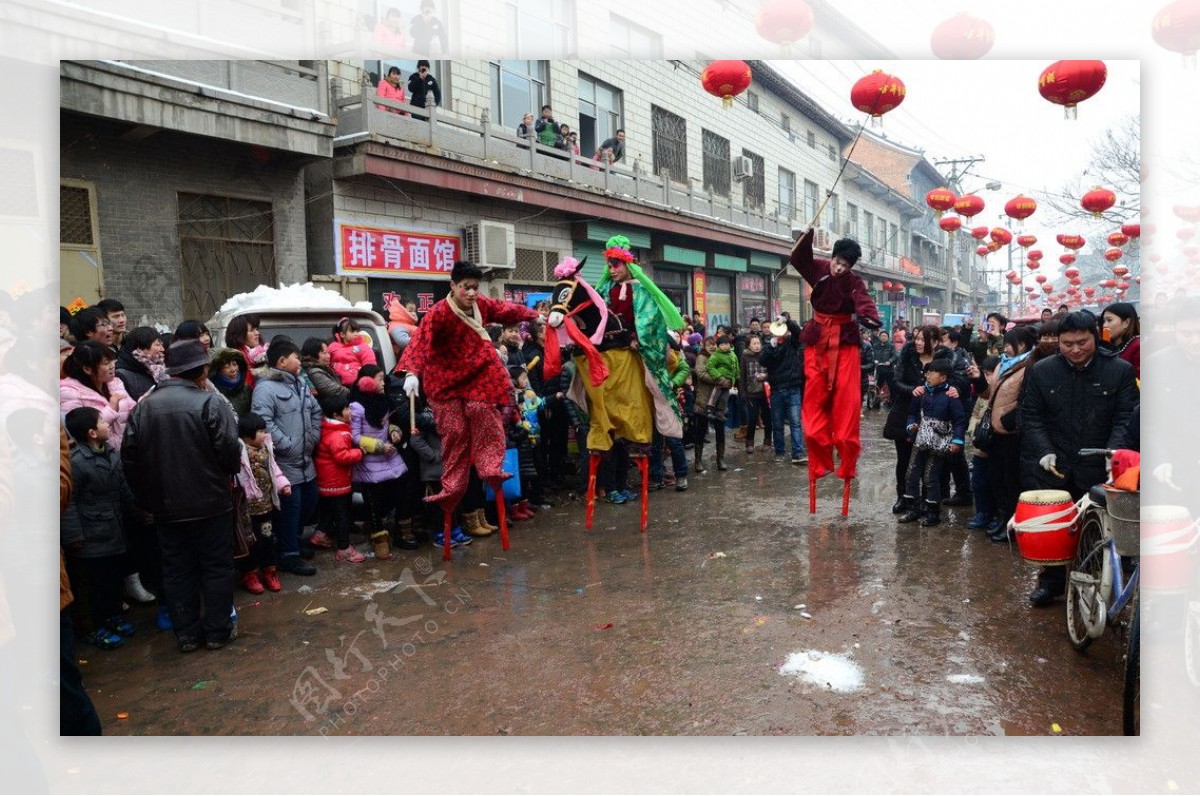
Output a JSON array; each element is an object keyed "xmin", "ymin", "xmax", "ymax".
[{"xmin": 898, "ymin": 360, "xmax": 966, "ymax": 527}]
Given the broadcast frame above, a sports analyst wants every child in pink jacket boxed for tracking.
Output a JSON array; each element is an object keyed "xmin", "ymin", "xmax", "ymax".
[
  {"xmin": 235, "ymin": 413, "xmax": 292, "ymax": 593},
  {"xmin": 327, "ymin": 318, "xmax": 378, "ymax": 387}
]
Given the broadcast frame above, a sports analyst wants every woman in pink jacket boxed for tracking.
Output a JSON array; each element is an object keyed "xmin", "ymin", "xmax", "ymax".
[
  {"xmin": 60, "ymin": 340, "xmax": 136, "ymax": 451},
  {"xmin": 327, "ymin": 317, "xmax": 378, "ymax": 387}
]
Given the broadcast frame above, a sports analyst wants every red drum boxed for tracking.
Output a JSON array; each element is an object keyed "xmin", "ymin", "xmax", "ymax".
[
  {"xmin": 1013, "ymin": 490, "xmax": 1079, "ymax": 565},
  {"xmin": 1142, "ymin": 505, "xmax": 1200, "ymax": 594}
]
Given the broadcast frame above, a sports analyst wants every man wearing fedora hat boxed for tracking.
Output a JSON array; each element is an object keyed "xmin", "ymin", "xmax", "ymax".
[
  {"xmin": 790, "ymin": 229, "xmax": 882, "ymax": 514},
  {"xmin": 122, "ymin": 339, "xmax": 241, "ymax": 652}
]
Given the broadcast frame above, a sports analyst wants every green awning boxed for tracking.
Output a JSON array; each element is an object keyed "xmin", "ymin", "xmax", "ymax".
[
  {"xmin": 658, "ymin": 245, "xmax": 706, "ymax": 267},
  {"xmin": 749, "ymin": 251, "xmax": 781, "ymax": 271},
  {"xmin": 579, "ymin": 222, "xmax": 651, "ymax": 249},
  {"xmin": 573, "ymin": 241, "xmax": 607, "ymax": 284}
]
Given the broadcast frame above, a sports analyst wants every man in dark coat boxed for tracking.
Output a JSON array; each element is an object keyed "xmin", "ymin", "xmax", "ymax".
[
  {"xmin": 1020, "ymin": 310, "xmax": 1138, "ymax": 606},
  {"xmin": 407, "ymin": 60, "xmax": 441, "ymax": 109}
]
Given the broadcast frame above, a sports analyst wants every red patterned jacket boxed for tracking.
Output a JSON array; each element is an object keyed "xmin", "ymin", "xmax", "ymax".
[
  {"xmin": 398, "ymin": 295, "xmax": 539, "ymax": 406},
  {"xmin": 314, "ymin": 418, "xmax": 362, "ymax": 497}
]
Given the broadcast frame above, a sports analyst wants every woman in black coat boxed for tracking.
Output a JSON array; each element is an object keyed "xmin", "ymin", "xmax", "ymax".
[
  {"xmin": 114, "ymin": 326, "xmax": 165, "ymax": 401},
  {"xmin": 882, "ymin": 325, "xmax": 952, "ymax": 512}
]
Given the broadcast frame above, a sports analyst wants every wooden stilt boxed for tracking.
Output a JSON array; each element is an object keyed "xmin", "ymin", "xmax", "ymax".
[
  {"xmin": 496, "ymin": 491, "xmax": 510, "ymax": 551},
  {"xmin": 585, "ymin": 452, "xmax": 600, "ymax": 530},
  {"xmin": 809, "ymin": 474, "xmax": 817, "ymax": 514},
  {"xmin": 841, "ymin": 478, "xmax": 852, "ymax": 518},
  {"xmin": 638, "ymin": 456, "xmax": 650, "ymax": 533},
  {"xmin": 442, "ymin": 509, "xmax": 453, "ymax": 562}
]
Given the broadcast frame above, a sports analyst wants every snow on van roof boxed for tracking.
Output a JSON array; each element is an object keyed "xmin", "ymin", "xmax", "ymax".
[{"xmin": 216, "ymin": 283, "xmax": 375, "ymax": 315}]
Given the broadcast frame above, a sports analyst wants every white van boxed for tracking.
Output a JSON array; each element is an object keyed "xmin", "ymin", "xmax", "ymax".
[{"xmin": 206, "ymin": 284, "xmax": 396, "ymax": 373}]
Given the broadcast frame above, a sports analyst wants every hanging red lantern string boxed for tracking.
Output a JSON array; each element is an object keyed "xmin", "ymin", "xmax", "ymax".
[
  {"xmin": 976, "ymin": 245, "xmax": 990, "ymax": 257},
  {"xmin": 1113, "ymin": 265, "xmax": 1130, "ymax": 277},
  {"xmin": 882, "ymin": 280, "xmax": 893, "ymax": 291},
  {"xmin": 1061, "ymin": 254, "xmax": 1077, "ymax": 267},
  {"xmin": 955, "ymin": 195, "xmax": 985, "ymax": 221},
  {"xmin": 1036, "ymin": 274, "xmax": 1048, "ymax": 284},
  {"xmin": 926, "ymin": 187, "xmax": 958, "ymax": 217},
  {"xmin": 1017, "ymin": 234, "xmax": 1038, "ymax": 248},
  {"xmin": 930, "ymin": 13, "xmax": 995, "ymax": 59},
  {"xmin": 1057, "ymin": 233, "xmax": 1086, "ymax": 250},
  {"xmin": 939, "ymin": 215, "xmax": 962, "ymax": 233},
  {"xmin": 1042, "ymin": 283, "xmax": 1055, "ymax": 294},
  {"xmin": 1038, "ymin": 60, "xmax": 1108, "ymax": 119},
  {"xmin": 1004, "ymin": 195, "xmax": 1038, "ymax": 229},
  {"xmin": 970, "ymin": 225, "xmax": 989, "ymax": 242},
  {"xmin": 1027, "ymin": 249, "xmax": 1044, "ymax": 261},
  {"xmin": 1104, "ymin": 248, "xmax": 1124, "ymax": 262},
  {"xmin": 755, "ymin": 0, "xmax": 815, "ymax": 55},
  {"xmin": 987, "ymin": 240, "xmax": 1003, "ymax": 253},
  {"xmin": 1026, "ymin": 259, "xmax": 1040, "ymax": 270},
  {"xmin": 850, "ymin": 69, "xmax": 907, "ymax": 125},
  {"xmin": 990, "ymin": 227, "xmax": 1012, "ymax": 246},
  {"xmin": 1081, "ymin": 187, "xmax": 1118, "ymax": 218},
  {"xmin": 1064, "ymin": 266, "xmax": 1080, "ymax": 278},
  {"xmin": 1107, "ymin": 231, "xmax": 1131, "ymax": 247},
  {"xmin": 701, "ymin": 60, "xmax": 753, "ymax": 109},
  {"xmin": 1121, "ymin": 222, "xmax": 1141, "ymax": 238}
]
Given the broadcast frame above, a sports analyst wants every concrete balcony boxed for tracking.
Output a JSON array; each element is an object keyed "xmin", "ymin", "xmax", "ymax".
[
  {"xmin": 61, "ymin": 60, "xmax": 334, "ymax": 157},
  {"xmin": 332, "ymin": 90, "xmax": 794, "ymax": 247}
]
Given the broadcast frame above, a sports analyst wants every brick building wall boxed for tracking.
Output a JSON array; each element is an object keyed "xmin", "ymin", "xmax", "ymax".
[{"xmin": 60, "ymin": 113, "xmax": 310, "ymax": 327}]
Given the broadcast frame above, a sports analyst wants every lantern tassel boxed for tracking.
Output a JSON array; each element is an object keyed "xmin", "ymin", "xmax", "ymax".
[
  {"xmin": 723, "ymin": 95, "xmax": 733, "ymax": 109},
  {"xmin": 1064, "ymin": 104, "xmax": 1078, "ymax": 121}
]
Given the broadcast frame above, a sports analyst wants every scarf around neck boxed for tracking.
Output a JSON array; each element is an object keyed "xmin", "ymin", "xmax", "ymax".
[
  {"xmin": 997, "ymin": 350, "xmax": 1030, "ymax": 377},
  {"xmin": 132, "ymin": 347, "xmax": 168, "ymax": 383},
  {"xmin": 446, "ymin": 292, "xmax": 490, "ymax": 342}
]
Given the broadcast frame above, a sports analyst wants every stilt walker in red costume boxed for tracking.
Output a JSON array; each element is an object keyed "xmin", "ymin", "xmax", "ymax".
[
  {"xmin": 399, "ymin": 260, "xmax": 539, "ymax": 560},
  {"xmin": 789, "ymin": 230, "xmax": 882, "ymax": 516}
]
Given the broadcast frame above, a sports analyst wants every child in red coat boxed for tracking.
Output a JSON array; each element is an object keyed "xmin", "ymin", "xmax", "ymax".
[
  {"xmin": 327, "ymin": 318, "xmax": 378, "ymax": 387},
  {"xmin": 314, "ymin": 395, "xmax": 366, "ymax": 562}
]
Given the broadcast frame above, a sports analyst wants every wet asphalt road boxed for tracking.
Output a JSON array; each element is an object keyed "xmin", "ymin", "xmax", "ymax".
[{"xmin": 79, "ymin": 423, "xmax": 1134, "ymax": 736}]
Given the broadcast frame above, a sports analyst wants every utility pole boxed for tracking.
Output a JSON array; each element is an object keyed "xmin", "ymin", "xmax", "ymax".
[{"xmin": 933, "ymin": 156, "xmax": 985, "ymax": 317}]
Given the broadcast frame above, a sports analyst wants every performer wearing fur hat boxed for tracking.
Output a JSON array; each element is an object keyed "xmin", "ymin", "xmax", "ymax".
[
  {"xmin": 790, "ymin": 229, "xmax": 882, "ymax": 515},
  {"xmin": 399, "ymin": 260, "xmax": 539, "ymax": 559}
]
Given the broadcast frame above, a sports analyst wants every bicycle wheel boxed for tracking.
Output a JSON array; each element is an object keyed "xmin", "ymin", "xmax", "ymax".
[
  {"xmin": 1123, "ymin": 591, "xmax": 1140, "ymax": 735},
  {"xmin": 1066, "ymin": 513, "xmax": 1109, "ymax": 651},
  {"xmin": 1184, "ymin": 574, "xmax": 1200, "ymax": 687}
]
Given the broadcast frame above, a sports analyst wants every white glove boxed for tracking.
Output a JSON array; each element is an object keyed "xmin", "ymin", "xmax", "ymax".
[
  {"xmin": 548, "ymin": 310, "xmax": 565, "ymax": 328},
  {"xmin": 1039, "ymin": 454, "xmax": 1058, "ymax": 473},
  {"xmin": 403, "ymin": 374, "xmax": 419, "ymax": 397},
  {"xmin": 770, "ymin": 337, "xmax": 780, "ymax": 347},
  {"xmin": 1153, "ymin": 463, "xmax": 1174, "ymax": 484}
]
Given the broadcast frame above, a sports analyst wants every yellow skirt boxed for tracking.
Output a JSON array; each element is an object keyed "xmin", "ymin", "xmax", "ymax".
[{"xmin": 576, "ymin": 348, "xmax": 655, "ymax": 451}]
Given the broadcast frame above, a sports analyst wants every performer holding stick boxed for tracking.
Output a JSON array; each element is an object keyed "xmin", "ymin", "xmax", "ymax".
[
  {"xmin": 789, "ymin": 229, "xmax": 882, "ymax": 516},
  {"xmin": 399, "ymin": 260, "xmax": 539, "ymax": 560}
]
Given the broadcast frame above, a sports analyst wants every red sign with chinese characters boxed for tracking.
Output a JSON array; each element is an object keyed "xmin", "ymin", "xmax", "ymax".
[
  {"xmin": 899, "ymin": 256, "xmax": 922, "ymax": 276},
  {"xmin": 337, "ymin": 222, "xmax": 462, "ymax": 279},
  {"xmin": 738, "ymin": 273, "xmax": 767, "ymax": 294},
  {"xmin": 692, "ymin": 271, "xmax": 706, "ymax": 316}
]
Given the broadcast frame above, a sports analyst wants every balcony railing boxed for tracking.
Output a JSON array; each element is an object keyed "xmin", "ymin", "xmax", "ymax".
[
  {"xmin": 116, "ymin": 60, "xmax": 328, "ymax": 115},
  {"xmin": 333, "ymin": 90, "xmax": 792, "ymax": 241}
]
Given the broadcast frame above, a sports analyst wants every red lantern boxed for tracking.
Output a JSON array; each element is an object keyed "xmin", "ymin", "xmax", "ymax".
[
  {"xmin": 755, "ymin": 0, "xmax": 814, "ymax": 54},
  {"xmin": 1064, "ymin": 266, "xmax": 1080, "ymax": 278},
  {"xmin": 1028, "ymin": 250, "xmax": 1044, "ymax": 261},
  {"xmin": 1113, "ymin": 265, "xmax": 1130, "ymax": 277},
  {"xmin": 990, "ymin": 227, "xmax": 1012, "ymax": 246},
  {"xmin": 987, "ymin": 240, "xmax": 1003, "ymax": 253},
  {"xmin": 1104, "ymin": 248, "xmax": 1123, "ymax": 262},
  {"xmin": 926, "ymin": 187, "xmax": 958, "ymax": 216},
  {"xmin": 1038, "ymin": 60, "xmax": 1108, "ymax": 118},
  {"xmin": 939, "ymin": 215, "xmax": 962, "ymax": 233},
  {"xmin": 1061, "ymin": 254, "xmax": 1077, "ymax": 267},
  {"xmin": 1179, "ymin": 227, "xmax": 1197, "ymax": 241},
  {"xmin": 1026, "ymin": 259, "xmax": 1040, "ymax": 270},
  {"xmin": 1186, "ymin": 244, "xmax": 1200, "ymax": 258},
  {"xmin": 1042, "ymin": 284, "xmax": 1055, "ymax": 294},
  {"xmin": 1084, "ymin": 286, "xmax": 1096, "ymax": 296},
  {"xmin": 1175, "ymin": 204, "xmax": 1200, "ymax": 223},
  {"xmin": 893, "ymin": 282, "xmax": 905, "ymax": 292},
  {"xmin": 1016, "ymin": 234, "xmax": 1038, "ymax": 248},
  {"xmin": 1025, "ymin": 285, "xmax": 1036, "ymax": 292},
  {"xmin": 1070, "ymin": 277, "xmax": 1082, "ymax": 286},
  {"xmin": 955, "ymin": 194, "xmax": 985, "ymax": 220},
  {"xmin": 970, "ymin": 226, "xmax": 989, "ymax": 242},
  {"xmin": 851, "ymin": 70, "xmax": 907, "ymax": 120},
  {"xmin": 1153, "ymin": 0, "xmax": 1200, "ymax": 59},
  {"xmin": 1121, "ymin": 222, "xmax": 1141, "ymax": 238},
  {"xmin": 1101, "ymin": 278, "xmax": 1118, "ymax": 288},
  {"xmin": 1005, "ymin": 270, "xmax": 1017, "ymax": 280},
  {"xmin": 1035, "ymin": 274, "xmax": 1048, "ymax": 284},
  {"xmin": 882, "ymin": 280, "xmax": 894, "ymax": 290},
  {"xmin": 1118, "ymin": 281, "xmax": 1131, "ymax": 291},
  {"xmin": 701, "ymin": 60, "xmax": 753, "ymax": 108},
  {"xmin": 1107, "ymin": 231, "xmax": 1130, "ymax": 247},
  {"xmin": 1081, "ymin": 187, "xmax": 1117, "ymax": 218},
  {"xmin": 930, "ymin": 13, "xmax": 995, "ymax": 59},
  {"xmin": 1057, "ymin": 233, "xmax": 1086, "ymax": 250},
  {"xmin": 1004, "ymin": 195, "xmax": 1038, "ymax": 223},
  {"xmin": 975, "ymin": 245, "xmax": 990, "ymax": 256}
]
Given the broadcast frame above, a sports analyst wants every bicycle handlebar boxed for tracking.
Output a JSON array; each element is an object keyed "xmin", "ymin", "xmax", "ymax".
[{"xmin": 1078, "ymin": 448, "xmax": 1114, "ymax": 458}]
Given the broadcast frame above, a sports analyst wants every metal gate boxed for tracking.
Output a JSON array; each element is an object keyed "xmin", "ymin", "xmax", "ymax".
[{"xmin": 178, "ymin": 192, "xmax": 276, "ymax": 319}]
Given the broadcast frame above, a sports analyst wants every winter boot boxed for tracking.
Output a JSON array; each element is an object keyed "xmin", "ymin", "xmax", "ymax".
[
  {"xmin": 370, "ymin": 530, "xmax": 393, "ymax": 560},
  {"xmin": 462, "ymin": 509, "xmax": 495, "ymax": 537},
  {"xmin": 475, "ymin": 508, "xmax": 499, "ymax": 533},
  {"xmin": 734, "ymin": 425, "xmax": 747, "ymax": 441},
  {"xmin": 897, "ymin": 497, "xmax": 922, "ymax": 523},
  {"xmin": 124, "ymin": 572, "xmax": 156, "ymax": 603},
  {"xmin": 967, "ymin": 511, "xmax": 991, "ymax": 530},
  {"xmin": 920, "ymin": 501, "xmax": 941, "ymax": 527},
  {"xmin": 716, "ymin": 439, "xmax": 728, "ymax": 471},
  {"xmin": 693, "ymin": 440, "xmax": 707, "ymax": 474},
  {"xmin": 392, "ymin": 517, "xmax": 420, "ymax": 549}
]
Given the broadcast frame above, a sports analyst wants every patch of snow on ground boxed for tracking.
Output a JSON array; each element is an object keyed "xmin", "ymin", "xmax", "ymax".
[
  {"xmin": 217, "ymin": 282, "xmax": 374, "ymax": 315},
  {"xmin": 778, "ymin": 650, "xmax": 865, "ymax": 693},
  {"xmin": 946, "ymin": 674, "xmax": 986, "ymax": 685}
]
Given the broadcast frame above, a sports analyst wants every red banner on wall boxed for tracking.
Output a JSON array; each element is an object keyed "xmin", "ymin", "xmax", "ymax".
[
  {"xmin": 336, "ymin": 221, "xmax": 462, "ymax": 278},
  {"xmin": 693, "ymin": 271, "xmax": 706, "ymax": 316}
]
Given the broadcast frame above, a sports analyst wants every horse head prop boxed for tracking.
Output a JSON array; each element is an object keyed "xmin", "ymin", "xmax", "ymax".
[{"xmin": 544, "ymin": 257, "xmax": 610, "ymax": 386}]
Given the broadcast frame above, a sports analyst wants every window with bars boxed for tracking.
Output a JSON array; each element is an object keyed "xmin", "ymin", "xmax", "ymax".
[
  {"xmin": 778, "ymin": 167, "xmax": 796, "ymax": 220},
  {"xmin": 651, "ymin": 105, "xmax": 688, "ymax": 182},
  {"xmin": 746, "ymin": 90, "xmax": 759, "ymax": 111},
  {"xmin": 177, "ymin": 192, "xmax": 276, "ymax": 319},
  {"xmin": 806, "ymin": 130, "xmax": 816, "ymax": 149},
  {"xmin": 803, "ymin": 179, "xmax": 818, "ymax": 223},
  {"xmin": 827, "ymin": 142, "xmax": 837, "ymax": 162},
  {"xmin": 512, "ymin": 247, "xmax": 561, "ymax": 283},
  {"xmin": 742, "ymin": 149, "xmax": 765, "ymax": 210},
  {"xmin": 780, "ymin": 114, "xmax": 791, "ymax": 133},
  {"xmin": 60, "ymin": 184, "xmax": 94, "ymax": 245},
  {"xmin": 702, "ymin": 129, "xmax": 730, "ymax": 197}
]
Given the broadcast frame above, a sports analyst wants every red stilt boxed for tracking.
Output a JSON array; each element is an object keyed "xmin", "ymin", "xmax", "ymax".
[
  {"xmin": 585, "ymin": 452, "xmax": 600, "ymax": 530},
  {"xmin": 637, "ymin": 456, "xmax": 650, "ymax": 533},
  {"xmin": 496, "ymin": 492, "xmax": 510, "ymax": 551},
  {"xmin": 808, "ymin": 474, "xmax": 817, "ymax": 514},
  {"xmin": 442, "ymin": 509, "xmax": 453, "ymax": 562},
  {"xmin": 841, "ymin": 478, "xmax": 852, "ymax": 518}
]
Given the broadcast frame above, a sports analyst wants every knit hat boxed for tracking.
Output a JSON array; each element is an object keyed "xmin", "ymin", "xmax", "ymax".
[
  {"xmin": 686, "ymin": 332, "xmax": 703, "ymax": 346},
  {"xmin": 831, "ymin": 238, "xmax": 862, "ymax": 265},
  {"xmin": 357, "ymin": 375, "xmax": 381, "ymax": 394}
]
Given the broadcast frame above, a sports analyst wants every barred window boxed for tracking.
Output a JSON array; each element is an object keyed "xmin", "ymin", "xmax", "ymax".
[
  {"xmin": 742, "ymin": 149, "xmax": 765, "ymax": 210},
  {"xmin": 778, "ymin": 167, "xmax": 796, "ymax": 220},
  {"xmin": 651, "ymin": 105, "xmax": 688, "ymax": 182},
  {"xmin": 702, "ymin": 129, "xmax": 730, "ymax": 197},
  {"xmin": 60, "ymin": 184, "xmax": 94, "ymax": 245}
]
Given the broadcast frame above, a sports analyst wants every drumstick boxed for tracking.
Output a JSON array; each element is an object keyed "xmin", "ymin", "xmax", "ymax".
[{"xmin": 409, "ymin": 392, "xmax": 417, "ymax": 435}]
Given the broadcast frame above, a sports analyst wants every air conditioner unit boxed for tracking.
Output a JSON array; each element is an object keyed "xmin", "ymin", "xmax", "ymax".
[
  {"xmin": 732, "ymin": 155, "xmax": 754, "ymax": 180},
  {"xmin": 463, "ymin": 221, "xmax": 516, "ymax": 271},
  {"xmin": 814, "ymin": 227, "xmax": 833, "ymax": 252}
]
